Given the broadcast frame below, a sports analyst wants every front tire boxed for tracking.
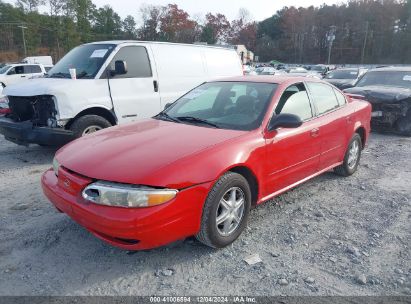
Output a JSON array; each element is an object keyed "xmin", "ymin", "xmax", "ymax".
[
  {"xmin": 334, "ymin": 133, "xmax": 362, "ymax": 176},
  {"xmin": 196, "ymin": 172, "xmax": 251, "ymax": 248},
  {"xmin": 69, "ymin": 115, "xmax": 112, "ymax": 138}
]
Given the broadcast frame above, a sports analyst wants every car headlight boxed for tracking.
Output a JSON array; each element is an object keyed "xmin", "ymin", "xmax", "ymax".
[
  {"xmin": 53, "ymin": 157, "xmax": 60, "ymax": 176},
  {"xmin": 82, "ymin": 181, "xmax": 178, "ymax": 208}
]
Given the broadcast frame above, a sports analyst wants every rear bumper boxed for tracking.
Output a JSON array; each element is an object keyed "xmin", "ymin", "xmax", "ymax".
[
  {"xmin": 41, "ymin": 169, "xmax": 212, "ymax": 250},
  {"xmin": 0, "ymin": 117, "xmax": 74, "ymax": 146}
]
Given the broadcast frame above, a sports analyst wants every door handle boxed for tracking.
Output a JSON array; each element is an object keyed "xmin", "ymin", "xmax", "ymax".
[
  {"xmin": 346, "ymin": 116, "xmax": 352, "ymax": 123},
  {"xmin": 153, "ymin": 80, "xmax": 159, "ymax": 92},
  {"xmin": 311, "ymin": 128, "xmax": 320, "ymax": 137},
  {"xmin": 21, "ymin": 75, "xmax": 26, "ymax": 78}
]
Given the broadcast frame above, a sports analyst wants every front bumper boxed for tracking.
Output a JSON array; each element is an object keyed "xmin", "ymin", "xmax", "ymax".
[
  {"xmin": 0, "ymin": 116, "xmax": 74, "ymax": 146},
  {"xmin": 41, "ymin": 168, "xmax": 212, "ymax": 250}
]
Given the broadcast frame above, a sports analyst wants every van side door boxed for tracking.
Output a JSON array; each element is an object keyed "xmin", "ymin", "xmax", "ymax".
[{"xmin": 105, "ymin": 45, "xmax": 161, "ymax": 123}]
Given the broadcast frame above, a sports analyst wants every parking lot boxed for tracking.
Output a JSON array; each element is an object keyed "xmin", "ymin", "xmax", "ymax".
[{"xmin": 0, "ymin": 133, "xmax": 410, "ymax": 296}]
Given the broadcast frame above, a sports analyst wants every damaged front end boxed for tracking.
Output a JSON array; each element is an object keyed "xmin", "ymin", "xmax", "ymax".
[
  {"xmin": 345, "ymin": 87, "xmax": 411, "ymax": 136},
  {"xmin": 7, "ymin": 95, "xmax": 59, "ymax": 127},
  {"xmin": 0, "ymin": 95, "xmax": 75, "ymax": 146}
]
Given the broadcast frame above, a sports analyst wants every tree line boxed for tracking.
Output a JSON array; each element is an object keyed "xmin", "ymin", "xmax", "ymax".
[{"xmin": 0, "ymin": 0, "xmax": 410, "ymax": 64}]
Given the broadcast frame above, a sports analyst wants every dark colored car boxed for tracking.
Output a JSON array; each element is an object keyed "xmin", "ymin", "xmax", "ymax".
[
  {"xmin": 344, "ymin": 67, "xmax": 411, "ymax": 136},
  {"xmin": 308, "ymin": 64, "xmax": 329, "ymax": 76},
  {"xmin": 324, "ymin": 68, "xmax": 361, "ymax": 90}
]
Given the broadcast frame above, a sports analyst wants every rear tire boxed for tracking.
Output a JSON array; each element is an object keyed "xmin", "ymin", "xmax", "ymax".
[
  {"xmin": 196, "ymin": 172, "xmax": 251, "ymax": 248},
  {"xmin": 334, "ymin": 134, "xmax": 362, "ymax": 177},
  {"xmin": 69, "ymin": 115, "xmax": 112, "ymax": 138}
]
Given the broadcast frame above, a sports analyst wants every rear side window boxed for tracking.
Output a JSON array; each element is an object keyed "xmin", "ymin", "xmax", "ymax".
[
  {"xmin": 30, "ymin": 65, "xmax": 42, "ymax": 73},
  {"xmin": 333, "ymin": 89, "xmax": 347, "ymax": 106},
  {"xmin": 276, "ymin": 83, "xmax": 313, "ymax": 121},
  {"xmin": 108, "ymin": 46, "xmax": 152, "ymax": 79},
  {"xmin": 306, "ymin": 82, "xmax": 339, "ymax": 115}
]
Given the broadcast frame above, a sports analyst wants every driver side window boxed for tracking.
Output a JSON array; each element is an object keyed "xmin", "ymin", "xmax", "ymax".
[
  {"xmin": 275, "ymin": 83, "xmax": 313, "ymax": 121},
  {"xmin": 7, "ymin": 66, "xmax": 24, "ymax": 75}
]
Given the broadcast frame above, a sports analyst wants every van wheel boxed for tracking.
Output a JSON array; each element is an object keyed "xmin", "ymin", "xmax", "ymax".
[
  {"xmin": 69, "ymin": 115, "xmax": 112, "ymax": 138},
  {"xmin": 196, "ymin": 172, "xmax": 251, "ymax": 248},
  {"xmin": 334, "ymin": 134, "xmax": 362, "ymax": 177}
]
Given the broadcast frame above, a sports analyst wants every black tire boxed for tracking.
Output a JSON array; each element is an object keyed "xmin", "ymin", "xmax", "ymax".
[
  {"xmin": 395, "ymin": 110, "xmax": 411, "ymax": 137},
  {"xmin": 334, "ymin": 133, "xmax": 362, "ymax": 177},
  {"xmin": 196, "ymin": 172, "xmax": 251, "ymax": 248},
  {"xmin": 69, "ymin": 115, "xmax": 112, "ymax": 138}
]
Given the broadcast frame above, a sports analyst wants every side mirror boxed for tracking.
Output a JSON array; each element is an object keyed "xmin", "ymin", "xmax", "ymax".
[
  {"xmin": 114, "ymin": 60, "xmax": 127, "ymax": 75},
  {"xmin": 268, "ymin": 113, "xmax": 303, "ymax": 131},
  {"xmin": 7, "ymin": 70, "xmax": 15, "ymax": 75},
  {"xmin": 164, "ymin": 103, "xmax": 173, "ymax": 110}
]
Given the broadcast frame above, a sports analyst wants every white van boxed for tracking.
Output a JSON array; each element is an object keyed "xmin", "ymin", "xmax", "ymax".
[
  {"xmin": 21, "ymin": 56, "xmax": 53, "ymax": 66},
  {"xmin": 0, "ymin": 41, "xmax": 243, "ymax": 146}
]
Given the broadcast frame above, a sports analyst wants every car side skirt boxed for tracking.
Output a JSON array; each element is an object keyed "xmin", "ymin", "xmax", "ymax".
[{"xmin": 258, "ymin": 162, "xmax": 343, "ymax": 204}]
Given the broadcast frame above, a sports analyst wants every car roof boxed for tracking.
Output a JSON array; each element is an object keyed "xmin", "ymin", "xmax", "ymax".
[
  {"xmin": 212, "ymin": 75, "xmax": 323, "ymax": 85},
  {"xmin": 369, "ymin": 66, "xmax": 411, "ymax": 72}
]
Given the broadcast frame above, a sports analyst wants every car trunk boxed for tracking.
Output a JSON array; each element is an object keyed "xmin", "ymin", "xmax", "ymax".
[{"xmin": 8, "ymin": 95, "xmax": 57, "ymax": 127}]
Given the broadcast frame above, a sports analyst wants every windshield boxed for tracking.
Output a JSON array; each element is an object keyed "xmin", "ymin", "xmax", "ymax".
[
  {"xmin": 356, "ymin": 71, "xmax": 411, "ymax": 89},
  {"xmin": 325, "ymin": 69, "xmax": 358, "ymax": 79},
  {"xmin": 157, "ymin": 81, "xmax": 278, "ymax": 131},
  {"xmin": 47, "ymin": 44, "xmax": 115, "ymax": 79},
  {"xmin": 0, "ymin": 65, "xmax": 11, "ymax": 74}
]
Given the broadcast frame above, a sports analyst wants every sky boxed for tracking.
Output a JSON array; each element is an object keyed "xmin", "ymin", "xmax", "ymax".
[{"xmin": 5, "ymin": 0, "xmax": 344, "ymax": 23}]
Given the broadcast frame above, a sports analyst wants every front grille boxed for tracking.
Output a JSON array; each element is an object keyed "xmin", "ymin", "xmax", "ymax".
[{"xmin": 8, "ymin": 95, "xmax": 57, "ymax": 126}]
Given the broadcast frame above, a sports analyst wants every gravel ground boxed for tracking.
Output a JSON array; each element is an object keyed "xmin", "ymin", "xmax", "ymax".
[{"xmin": 0, "ymin": 133, "xmax": 410, "ymax": 296}]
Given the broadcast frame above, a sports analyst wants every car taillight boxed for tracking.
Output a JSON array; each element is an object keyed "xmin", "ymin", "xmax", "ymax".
[{"xmin": 0, "ymin": 108, "xmax": 10, "ymax": 114}]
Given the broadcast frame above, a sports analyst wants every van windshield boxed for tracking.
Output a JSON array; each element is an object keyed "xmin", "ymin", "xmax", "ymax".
[{"xmin": 47, "ymin": 44, "xmax": 116, "ymax": 79}]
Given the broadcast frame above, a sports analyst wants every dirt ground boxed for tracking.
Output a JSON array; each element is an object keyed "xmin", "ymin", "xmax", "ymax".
[{"xmin": 0, "ymin": 133, "xmax": 410, "ymax": 296}]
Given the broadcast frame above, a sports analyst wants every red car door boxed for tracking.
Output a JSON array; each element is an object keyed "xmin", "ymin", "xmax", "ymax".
[
  {"xmin": 262, "ymin": 82, "xmax": 322, "ymax": 199},
  {"xmin": 306, "ymin": 82, "xmax": 353, "ymax": 170}
]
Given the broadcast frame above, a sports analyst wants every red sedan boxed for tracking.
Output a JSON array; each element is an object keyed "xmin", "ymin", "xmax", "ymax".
[{"xmin": 42, "ymin": 76, "xmax": 371, "ymax": 250}]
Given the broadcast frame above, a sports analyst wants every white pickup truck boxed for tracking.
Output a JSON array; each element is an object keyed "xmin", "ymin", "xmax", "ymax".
[
  {"xmin": 0, "ymin": 63, "xmax": 52, "ymax": 88},
  {"xmin": 0, "ymin": 41, "xmax": 243, "ymax": 146}
]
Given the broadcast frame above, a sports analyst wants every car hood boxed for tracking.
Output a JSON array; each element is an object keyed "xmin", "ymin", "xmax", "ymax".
[
  {"xmin": 344, "ymin": 86, "xmax": 411, "ymax": 104},
  {"xmin": 4, "ymin": 78, "xmax": 84, "ymax": 96},
  {"xmin": 57, "ymin": 119, "xmax": 246, "ymax": 187}
]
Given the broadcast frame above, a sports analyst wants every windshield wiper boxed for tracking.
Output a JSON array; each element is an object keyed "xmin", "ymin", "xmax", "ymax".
[
  {"xmin": 77, "ymin": 71, "xmax": 92, "ymax": 79},
  {"xmin": 48, "ymin": 72, "xmax": 70, "ymax": 79},
  {"xmin": 176, "ymin": 116, "xmax": 220, "ymax": 128},
  {"xmin": 153, "ymin": 112, "xmax": 180, "ymax": 123}
]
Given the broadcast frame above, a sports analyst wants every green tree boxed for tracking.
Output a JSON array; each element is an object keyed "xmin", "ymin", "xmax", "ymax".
[{"xmin": 123, "ymin": 15, "xmax": 136, "ymax": 39}]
